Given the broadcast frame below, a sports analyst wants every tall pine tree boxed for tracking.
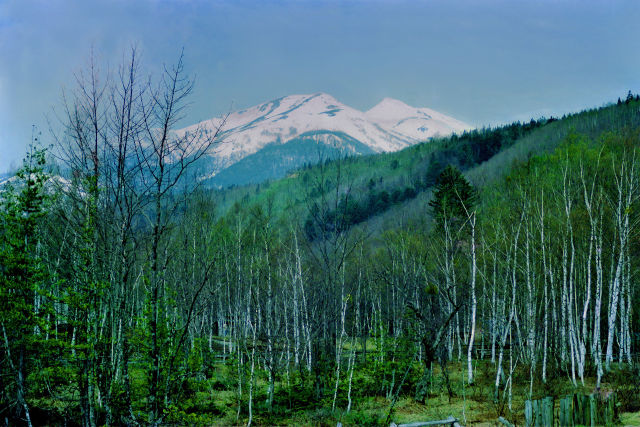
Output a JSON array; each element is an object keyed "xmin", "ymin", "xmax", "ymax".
[
  {"xmin": 428, "ymin": 164, "xmax": 476, "ymax": 225},
  {"xmin": 0, "ymin": 144, "xmax": 49, "ymax": 427}
]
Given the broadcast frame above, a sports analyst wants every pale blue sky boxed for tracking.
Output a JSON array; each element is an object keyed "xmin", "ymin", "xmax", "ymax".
[{"xmin": 1, "ymin": 0, "xmax": 639, "ymax": 172}]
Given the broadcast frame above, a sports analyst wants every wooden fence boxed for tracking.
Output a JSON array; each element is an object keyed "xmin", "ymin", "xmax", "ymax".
[
  {"xmin": 524, "ymin": 396, "xmax": 554, "ymax": 426},
  {"xmin": 525, "ymin": 393, "xmax": 617, "ymax": 426}
]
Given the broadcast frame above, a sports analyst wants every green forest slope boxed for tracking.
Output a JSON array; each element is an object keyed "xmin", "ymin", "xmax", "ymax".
[
  {"xmin": 2, "ymin": 96, "xmax": 640, "ymax": 426},
  {"xmin": 214, "ymin": 97, "xmax": 640, "ymax": 232}
]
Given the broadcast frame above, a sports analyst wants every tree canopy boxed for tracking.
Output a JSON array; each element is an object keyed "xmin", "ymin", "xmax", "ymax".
[{"xmin": 428, "ymin": 164, "xmax": 476, "ymax": 225}]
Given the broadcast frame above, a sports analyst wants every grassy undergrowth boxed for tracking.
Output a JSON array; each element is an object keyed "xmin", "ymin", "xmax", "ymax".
[{"xmin": 135, "ymin": 357, "xmax": 640, "ymax": 426}]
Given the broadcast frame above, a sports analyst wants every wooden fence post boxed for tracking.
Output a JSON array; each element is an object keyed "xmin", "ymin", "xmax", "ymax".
[
  {"xmin": 538, "ymin": 392, "xmax": 616, "ymax": 427},
  {"xmin": 525, "ymin": 400, "xmax": 533, "ymax": 427},
  {"xmin": 572, "ymin": 392, "xmax": 593, "ymax": 426},
  {"xmin": 588, "ymin": 394, "xmax": 598, "ymax": 427},
  {"xmin": 559, "ymin": 395, "xmax": 571, "ymax": 426},
  {"xmin": 542, "ymin": 396, "xmax": 554, "ymax": 426},
  {"xmin": 582, "ymin": 394, "xmax": 590, "ymax": 425},
  {"xmin": 603, "ymin": 393, "xmax": 616, "ymax": 425},
  {"xmin": 572, "ymin": 393, "xmax": 581, "ymax": 425},
  {"xmin": 535, "ymin": 399, "xmax": 544, "ymax": 426}
]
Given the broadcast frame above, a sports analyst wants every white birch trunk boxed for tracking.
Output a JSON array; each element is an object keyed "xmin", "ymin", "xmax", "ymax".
[
  {"xmin": 605, "ymin": 155, "xmax": 636, "ymax": 368},
  {"xmin": 467, "ymin": 211, "xmax": 477, "ymax": 384}
]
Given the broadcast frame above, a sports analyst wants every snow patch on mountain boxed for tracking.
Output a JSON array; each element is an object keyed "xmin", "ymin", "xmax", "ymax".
[
  {"xmin": 365, "ymin": 97, "xmax": 471, "ymax": 141},
  {"xmin": 0, "ymin": 174, "xmax": 74, "ymax": 195},
  {"xmin": 177, "ymin": 93, "xmax": 472, "ymax": 181}
]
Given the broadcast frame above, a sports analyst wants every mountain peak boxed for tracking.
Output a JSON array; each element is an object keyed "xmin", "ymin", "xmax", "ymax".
[
  {"xmin": 374, "ymin": 97, "xmax": 412, "ymax": 108},
  {"xmin": 366, "ymin": 97, "xmax": 419, "ymax": 119},
  {"xmin": 276, "ymin": 92, "xmax": 338, "ymax": 104},
  {"xmin": 366, "ymin": 97, "xmax": 471, "ymax": 134},
  {"xmin": 178, "ymin": 93, "xmax": 471, "ymax": 187}
]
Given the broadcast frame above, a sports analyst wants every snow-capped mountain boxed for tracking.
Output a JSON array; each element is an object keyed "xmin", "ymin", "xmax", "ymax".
[
  {"xmin": 0, "ymin": 174, "xmax": 74, "ymax": 195},
  {"xmin": 178, "ymin": 93, "xmax": 471, "ymax": 187}
]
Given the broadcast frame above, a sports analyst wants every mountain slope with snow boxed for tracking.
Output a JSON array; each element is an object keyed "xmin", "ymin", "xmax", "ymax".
[{"xmin": 178, "ymin": 93, "xmax": 471, "ymax": 187}]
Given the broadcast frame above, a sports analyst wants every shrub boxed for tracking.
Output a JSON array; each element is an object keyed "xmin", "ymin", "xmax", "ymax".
[
  {"xmin": 343, "ymin": 409, "xmax": 386, "ymax": 426},
  {"xmin": 604, "ymin": 364, "xmax": 640, "ymax": 412}
]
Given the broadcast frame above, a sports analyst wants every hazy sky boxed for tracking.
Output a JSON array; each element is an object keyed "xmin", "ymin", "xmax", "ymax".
[{"xmin": 1, "ymin": 0, "xmax": 639, "ymax": 172}]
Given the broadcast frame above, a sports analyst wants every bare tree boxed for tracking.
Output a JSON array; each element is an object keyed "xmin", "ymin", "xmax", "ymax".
[{"xmin": 138, "ymin": 50, "xmax": 226, "ymax": 424}]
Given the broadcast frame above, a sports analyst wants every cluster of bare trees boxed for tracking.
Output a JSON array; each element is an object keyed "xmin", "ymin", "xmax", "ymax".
[
  {"xmin": 1, "ymin": 49, "xmax": 638, "ymax": 426},
  {"xmin": 33, "ymin": 48, "xmax": 225, "ymax": 425}
]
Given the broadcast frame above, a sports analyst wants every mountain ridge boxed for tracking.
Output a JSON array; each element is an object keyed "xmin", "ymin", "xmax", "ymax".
[{"xmin": 178, "ymin": 93, "xmax": 471, "ymax": 187}]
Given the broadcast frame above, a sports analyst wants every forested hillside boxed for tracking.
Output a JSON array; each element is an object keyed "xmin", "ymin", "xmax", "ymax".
[{"xmin": 1, "ymin": 51, "xmax": 640, "ymax": 426}]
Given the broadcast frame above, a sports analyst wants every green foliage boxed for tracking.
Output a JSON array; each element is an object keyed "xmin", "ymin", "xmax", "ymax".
[
  {"xmin": 0, "ymin": 144, "xmax": 53, "ymax": 422},
  {"xmin": 164, "ymin": 402, "xmax": 218, "ymax": 425},
  {"xmin": 0, "ymin": 145, "xmax": 50, "ymax": 325},
  {"xmin": 342, "ymin": 408, "xmax": 387, "ymax": 426},
  {"xmin": 603, "ymin": 364, "xmax": 640, "ymax": 412},
  {"xmin": 429, "ymin": 165, "xmax": 476, "ymax": 225},
  {"xmin": 6, "ymin": 95, "xmax": 640, "ymax": 425}
]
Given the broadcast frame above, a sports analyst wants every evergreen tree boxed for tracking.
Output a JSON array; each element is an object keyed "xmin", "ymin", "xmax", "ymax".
[
  {"xmin": 0, "ymin": 145, "xmax": 49, "ymax": 427},
  {"xmin": 428, "ymin": 164, "xmax": 476, "ymax": 225},
  {"xmin": 625, "ymin": 90, "xmax": 634, "ymax": 104}
]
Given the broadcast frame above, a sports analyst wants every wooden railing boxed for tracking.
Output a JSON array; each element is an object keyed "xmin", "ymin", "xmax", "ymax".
[{"xmin": 389, "ymin": 416, "xmax": 462, "ymax": 427}]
